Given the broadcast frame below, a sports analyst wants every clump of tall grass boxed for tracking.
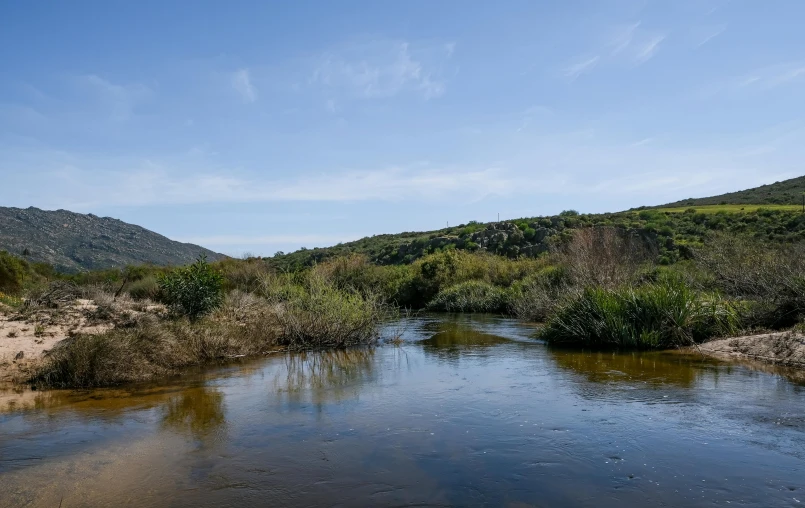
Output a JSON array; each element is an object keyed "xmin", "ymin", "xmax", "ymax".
[
  {"xmin": 32, "ymin": 292, "xmax": 281, "ymax": 388},
  {"xmin": 126, "ymin": 275, "xmax": 161, "ymax": 301},
  {"xmin": 261, "ymin": 272, "xmax": 387, "ymax": 349},
  {"xmin": 541, "ymin": 279, "xmax": 740, "ymax": 349},
  {"xmin": 427, "ymin": 280, "xmax": 509, "ymax": 313}
]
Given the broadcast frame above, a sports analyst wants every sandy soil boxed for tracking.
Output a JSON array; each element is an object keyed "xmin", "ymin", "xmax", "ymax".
[
  {"xmin": 0, "ymin": 298, "xmax": 144, "ymax": 383},
  {"xmin": 698, "ymin": 332, "xmax": 805, "ymax": 368}
]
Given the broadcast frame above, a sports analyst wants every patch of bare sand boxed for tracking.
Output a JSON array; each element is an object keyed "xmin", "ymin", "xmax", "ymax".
[
  {"xmin": 698, "ymin": 332, "xmax": 805, "ymax": 370},
  {"xmin": 0, "ymin": 296, "xmax": 165, "ymax": 383}
]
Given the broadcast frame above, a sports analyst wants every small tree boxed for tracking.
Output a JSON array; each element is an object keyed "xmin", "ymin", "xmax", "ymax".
[{"xmin": 157, "ymin": 255, "xmax": 224, "ymax": 320}]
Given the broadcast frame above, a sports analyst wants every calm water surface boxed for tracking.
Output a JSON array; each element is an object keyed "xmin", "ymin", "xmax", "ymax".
[{"xmin": 1, "ymin": 315, "xmax": 804, "ymax": 507}]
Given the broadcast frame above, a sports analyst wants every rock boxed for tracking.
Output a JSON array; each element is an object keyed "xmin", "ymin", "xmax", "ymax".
[{"xmin": 14, "ymin": 351, "xmax": 24, "ymax": 360}]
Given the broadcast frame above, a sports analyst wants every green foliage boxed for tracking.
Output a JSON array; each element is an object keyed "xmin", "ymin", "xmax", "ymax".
[
  {"xmin": 509, "ymin": 266, "xmax": 572, "ymax": 321},
  {"xmin": 157, "ymin": 256, "xmax": 224, "ymax": 319},
  {"xmin": 126, "ymin": 275, "xmax": 161, "ymax": 301},
  {"xmin": 542, "ymin": 281, "xmax": 740, "ymax": 349},
  {"xmin": 260, "ymin": 272, "xmax": 387, "ymax": 348},
  {"xmin": 427, "ymin": 280, "xmax": 510, "ymax": 313},
  {"xmin": 0, "ymin": 250, "xmax": 29, "ymax": 294},
  {"xmin": 662, "ymin": 175, "xmax": 805, "ymax": 207}
]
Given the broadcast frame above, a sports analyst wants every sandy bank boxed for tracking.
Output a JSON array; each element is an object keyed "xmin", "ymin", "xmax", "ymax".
[
  {"xmin": 698, "ymin": 332, "xmax": 805, "ymax": 368},
  {"xmin": 0, "ymin": 296, "xmax": 160, "ymax": 383}
]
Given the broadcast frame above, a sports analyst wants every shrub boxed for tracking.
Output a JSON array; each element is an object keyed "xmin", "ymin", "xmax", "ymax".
[
  {"xmin": 157, "ymin": 256, "xmax": 224, "ymax": 320},
  {"xmin": 541, "ymin": 280, "xmax": 740, "ymax": 349},
  {"xmin": 509, "ymin": 266, "xmax": 572, "ymax": 321},
  {"xmin": 558, "ymin": 227, "xmax": 654, "ymax": 289},
  {"xmin": 0, "ymin": 251, "xmax": 30, "ymax": 294},
  {"xmin": 32, "ymin": 314, "xmax": 277, "ymax": 388},
  {"xmin": 694, "ymin": 235, "xmax": 805, "ymax": 328},
  {"xmin": 127, "ymin": 275, "xmax": 161, "ymax": 301},
  {"xmin": 261, "ymin": 272, "xmax": 387, "ymax": 349},
  {"xmin": 427, "ymin": 280, "xmax": 509, "ymax": 313}
]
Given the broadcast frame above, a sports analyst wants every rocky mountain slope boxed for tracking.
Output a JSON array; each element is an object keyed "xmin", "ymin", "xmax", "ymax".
[{"xmin": 0, "ymin": 207, "xmax": 224, "ymax": 272}]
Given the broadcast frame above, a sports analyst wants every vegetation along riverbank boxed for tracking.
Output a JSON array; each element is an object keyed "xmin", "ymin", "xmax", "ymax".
[{"xmin": 2, "ymin": 185, "xmax": 805, "ymax": 388}]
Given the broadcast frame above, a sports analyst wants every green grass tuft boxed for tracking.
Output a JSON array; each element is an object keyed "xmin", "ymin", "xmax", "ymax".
[{"xmin": 541, "ymin": 280, "xmax": 740, "ymax": 349}]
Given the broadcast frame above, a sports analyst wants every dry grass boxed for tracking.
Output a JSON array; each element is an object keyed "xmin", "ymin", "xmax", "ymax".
[{"xmin": 30, "ymin": 277, "xmax": 387, "ymax": 388}]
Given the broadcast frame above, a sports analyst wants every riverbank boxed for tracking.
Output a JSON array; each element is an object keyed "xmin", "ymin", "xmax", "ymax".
[
  {"xmin": 0, "ymin": 299, "xmax": 116, "ymax": 383},
  {"xmin": 697, "ymin": 332, "xmax": 805, "ymax": 368}
]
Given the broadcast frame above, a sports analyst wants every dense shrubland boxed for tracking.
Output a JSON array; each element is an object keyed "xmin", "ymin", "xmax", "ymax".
[{"xmin": 4, "ymin": 205, "xmax": 805, "ymax": 387}]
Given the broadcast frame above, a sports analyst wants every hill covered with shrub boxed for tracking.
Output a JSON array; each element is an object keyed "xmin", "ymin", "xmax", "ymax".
[
  {"xmin": 660, "ymin": 175, "xmax": 805, "ymax": 207},
  {"xmin": 270, "ymin": 207, "xmax": 805, "ymax": 271},
  {"xmin": 0, "ymin": 206, "xmax": 224, "ymax": 273}
]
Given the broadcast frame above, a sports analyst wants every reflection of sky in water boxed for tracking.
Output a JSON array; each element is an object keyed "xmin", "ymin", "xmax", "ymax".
[{"xmin": 1, "ymin": 315, "xmax": 805, "ymax": 507}]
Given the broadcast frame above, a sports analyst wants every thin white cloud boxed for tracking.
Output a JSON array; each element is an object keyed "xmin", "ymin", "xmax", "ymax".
[
  {"xmin": 633, "ymin": 34, "xmax": 666, "ymax": 65},
  {"xmin": 325, "ymin": 98, "xmax": 337, "ymax": 113},
  {"xmin": 707, "ymin": 62, "xmax": 805, "ymax": 96},
  {"xmin": 609, "ymin": 22, "xmax": 641, "ymax": 56},
  {"xmin": 231, "ymin": 68, "xmax": 257, "ymax": 103},
  {"xmin": 444, "ymin": 42, "xmax": 456, "ymax": 58},
  {"xmin": 23, "ymin": 165, "xmax": 513, "ymax": 209},
  {"xmin": 76, "ymin": 74, "xmax": 150, "ymax": 120},
  {"xmin": 563, "ymin": 56, "xmax": 600, "ymax": 80},
  {"xmin": 313, "ymin": 40, "xmax": 449, "ymax": 99},
  {"xmin": 696, "ymin": 24, "xmax": 727, "ymax": 47}
]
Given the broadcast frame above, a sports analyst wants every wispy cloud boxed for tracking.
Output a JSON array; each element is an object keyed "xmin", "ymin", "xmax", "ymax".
[
  {"xmin": 701, "ymin": 61, "xmax": 805, "ymax": 98},
  {"xmin": 231, "ymin": 68, "xmax": 257, "ymax": 103},
  {"xmin": 563, "ymin": 56, "xmax": 600, "ymax": 80},
  {"xmin": 633, "ymin": 34, "xmax": 666, "ymax": 64},
  {"xmin": 609, "ymin": 22, "xmax": 641, "ymax": 56},
  {"xmin": 695, "ymin": 24, "xmax": 727, "ymax": 47},
  {"xmin": 564, "ymin": 21, "xmax": 665, "ymax": 78},
  {"xmin": 76, "ymin": 74, "xmax": 150, "ymax": 120},
  {"xmin": 22, "ymin": 164, "xmax": 512, "ymax": 210},
  {"xmin": 312, "ymin": 40, "xmax": 450, "ymax": 99},
  {"xmin": 739, "ymin": 62, "xmax": 805, "ymax": 90}
]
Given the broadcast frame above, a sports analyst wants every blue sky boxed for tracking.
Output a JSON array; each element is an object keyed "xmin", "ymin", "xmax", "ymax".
[{"xmin": 2, "ymin": 1, "xmax": 804, "ymax": 256}]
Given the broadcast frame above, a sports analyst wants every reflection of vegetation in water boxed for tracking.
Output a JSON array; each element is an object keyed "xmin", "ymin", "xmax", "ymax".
[
  {"xmin": 271, "ymin": 348, "xmax": 377, "ymax": 408},
  {"xmin": 548, "ymin": 348, "xmax": 704, "ymax": 388},
  {"xmin": 419, "ymin": 320, "xmax": 512, "ymax": 362},
  {"xmin": 161, "ymin": 386, "xmax": 227, "ymax": 441}
]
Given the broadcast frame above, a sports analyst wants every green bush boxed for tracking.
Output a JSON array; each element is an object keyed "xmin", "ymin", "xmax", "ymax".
[
  {"xmin": 542, "ymin": 280, "xmax": 740, "ymax": 349},
  {"xmin": 261, "ymin": 272, "xmax": 386, "ymax": 348},
  {"xmin": 0, "ymin": 251, "xmax": 29, "ymax": 294},
  {"xmin": 157, "ymin": 256, "xmax": 224, "ymax": 319},
  {"xmin": 509, "ymin": 266, "xmax": 572, "ymax": 321},
  {"xmin": 127, "ymin": 275, "xmax": 161, "ymax": 301},
  {"xmin": 427, "ymin": 280, "xmax": 509, "ymax": 313}
]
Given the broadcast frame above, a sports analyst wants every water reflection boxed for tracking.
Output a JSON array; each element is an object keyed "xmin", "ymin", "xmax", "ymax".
[
  {"xmin": 161, "ymin": 386, "xmax": 227, "ymax": 442},
  {"xmin": 419, "ymin": 320, "xmax": 514, "ymax": 363},
  {"xmin": 548, "ymin": 348, "xmax": 703, "ymax": 387},
  {"xmin": 270, "ymin": 348, "xmax": 378, "ymax": 409}
]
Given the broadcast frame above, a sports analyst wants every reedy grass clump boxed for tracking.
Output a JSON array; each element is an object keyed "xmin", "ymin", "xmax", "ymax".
[
  {"xmin": 31, "ymin": 275, "xmax": 388, "ymax": 387},
  {"xmin": 541, "ymin": 279, "xmax": 740, "ymax": 349},
  {"xmin": 32, "ymin": 314, "xmax": 276, "ymax": 388},
  {"xmin": 427, "ymin": 280, "xmax": 510, "ymax": 313},
  {"xmin": 261, "ymin": 272, "xmax": 388, "ymax": 349}
]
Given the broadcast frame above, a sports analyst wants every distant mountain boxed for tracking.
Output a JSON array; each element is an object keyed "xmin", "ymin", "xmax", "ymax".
[
  {"xmin": 660, "ymin": 175, "xmax": 805, "ymax": 208},
  {"xmin": 0, "ymin": 207, "xmax": 225, "ymax": 273}
]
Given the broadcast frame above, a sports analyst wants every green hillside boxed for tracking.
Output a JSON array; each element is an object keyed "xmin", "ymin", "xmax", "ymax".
[
  {"xmin": 270, "ymin": 207, "xmax": 805, "ymax": 271},
  {"xmin": 660, "ymin": 175, "xmax": 805, "ymax": 207},
  {"xmin": 268, "ymin": 176, "xmax": 805, "ymax": 271}
]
